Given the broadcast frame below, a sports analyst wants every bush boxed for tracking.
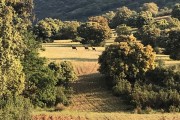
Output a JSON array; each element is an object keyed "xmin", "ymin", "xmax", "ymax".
[
  {"xmin": 48, "ymin": 61, "xmax": 78, "ymax": 87},
  {"xmin": 48, "ymin": 61, "xmax": 77, "ymax": 106},
  {"xmin": 0, "ymin": 96, "xmax": 32, "ymax": 120},
  {"xmin": 165, "ymin": 29, "xmax": 180, "ymax": 60},
  {"xmin": 137, "ymin": 25, "xmax": 161, "ymax": 47},
  {"xmin": 78, "ymin": 19, "xmax": 111, "ymax": 46},
  {"xmin": 113, "ymin": 79, "xmax": 132, "ymax": 96},
  {"xmin": 59, "ymin": 21, "xmax": 80, "ymax": 40},
  {"xmin": 98, "ymin": 36, "xmax": 156, "ymax": 84},
  {"xmin": 34, "ymin": 18, "xmax": 63, "ymax": 42},
  {"xmin": 55, "ymin": 87, "xmax": 71, "ymax": 106},
  {"xmin": 24, "ymin": 67, "xmax": 57, "ymax": 107},
  {"xmin": 130, "ymin": 66, "xmax": 180, "ymax": 111}
]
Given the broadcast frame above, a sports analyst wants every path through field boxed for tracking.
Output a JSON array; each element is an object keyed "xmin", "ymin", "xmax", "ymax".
[{"xmin": 68, "ymin": 73, "xmax": 132, "ymax": 112}]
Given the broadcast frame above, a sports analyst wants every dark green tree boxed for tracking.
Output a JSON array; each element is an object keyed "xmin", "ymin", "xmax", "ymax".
[
  {"xmin": 136, "ymin": 11, "xmax": 154, "ymax": 28},
  {"xmin": 165, "ymin": 29, "xmax": 180, "ymax": 60},
  {"xmin": 172, "ymin": 3, "xmax": 180, "ymax": 20},
  {"xmin": 116, "ymin": 24, "xmax": 132, "ymax": 36},
  {"xmin": 138, "ymin": 25, "xmax": 161, "ymax": 47},
  {"xmin": 78, "ymin": 21, "xmax": 111, "ymax": 46},
  {"xmin": 34, "ymin": 18, "xmax": 63, "ymax": 42},
  {"xmin": 99, "ymin": 36, "xmax": 156, "ymax": 84},
  {"xmin": 110, "ymin": 6, "xmax": 133, "ymax": 28},
  {"xmin": 141, "ymin": 2, "xmax": 159, "ymax": 16},
  {"xmin": 59, "ymin": 21, "xmax": 80, "ymax": 40}
]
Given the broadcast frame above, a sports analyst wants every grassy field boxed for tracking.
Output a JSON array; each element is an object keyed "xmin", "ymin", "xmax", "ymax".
[{"xmin": 36, "ymin": 40, "xmax": 180, "ymax": 120}]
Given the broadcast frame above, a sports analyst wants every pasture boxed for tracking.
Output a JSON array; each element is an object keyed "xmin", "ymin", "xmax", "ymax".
[{"xmin": 37, "ymin": 40, "xmax": 180, "ymax": 120}]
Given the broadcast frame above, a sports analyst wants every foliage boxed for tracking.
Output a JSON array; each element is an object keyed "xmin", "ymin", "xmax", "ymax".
[
  {"xmin": 78, "ymin": 20, "xmax": 111, "ymax": 46},
  {"xmin": 137, "ymin": 25, "xmax": 161, "ymax": 47},
  {"xmin": 0, "ymin": 1, "xmax": 30, "ymax": 96},
  {"xmin": 172, "ymin": 3, "xmax": 180, "ymax": 20},
  {"xmin": 136, "ymin": 11, "xmax": 154, "ymax": 28},
  {"xmin": 165, "ymin": 29, "xmax": 180, "ymax": 60},
  {"xmin": 55, "ymin": 87, "xmax": 72, "ymax": 106},
  {"xmin": 98, "ymin": 36, "xmax": 156, "ymax": 84},
  {"xmin": 59, "ymin": 21, "xmax": 80, "ymax": 40},
  {"xmin": 48, "ymin": 61, "xmax": 78, "ymax": 87},
  {"xmin": 24, "ymin": 67, "xmax": 57, "ymax": 107},
  {"xmin": 110, "ymin": 6, "xmax": 133, "ymax": 28},
  {"xmin": 88, "ymin": 16, "xmax": 109, "ymax": 27},
  {"xmin": 115, "ymin": 34, "xmax": 136, "ymax": 43},
  {"xmin": 48, "ymin": 61, "xmax": 77, "ymax": 106},
  {"xmin": 116, "ymin": 24, "xmax": 133, "ymax": 36},
  {"xmin": 34, "ymin": 18, "xmax": 63, "ymax": 42},
  {"xmin": 141, "ymin": 2, "xmax": 159, "ymax": 16},
  {"xmin": 22, "ymin": 32, "xmax": 57, "ymax": 107},
  {"xmin": 102, "ymin": 11, "xmax": 115, "ymax": 22},
  {"xmin": 131, "ymin": 66, "xmax": 180, "ymax": 110},
  {"xmin": 154, "ymin": 19, "xmax": 169, "ymax": 30},
  {"xmin": 0, "ymin": 95, "xmax": 32, "ymax": 120},
  {"xmin": 113, "ymin": 79, "xmax": 132, "ymax": 96}
]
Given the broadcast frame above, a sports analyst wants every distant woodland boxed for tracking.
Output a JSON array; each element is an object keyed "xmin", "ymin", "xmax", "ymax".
[{"xmin": 34, "ymin": 0, "xmax": 180, "ymax": 21}]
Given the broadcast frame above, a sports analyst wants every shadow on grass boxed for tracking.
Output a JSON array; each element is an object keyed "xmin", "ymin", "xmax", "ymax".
[{"xmin": 70, "ymin": 73, "xmax": 133, "ymax": 112}]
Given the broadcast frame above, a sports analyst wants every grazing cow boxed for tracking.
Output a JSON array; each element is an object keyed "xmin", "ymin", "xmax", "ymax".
[
  {"xmin": 84, "ymin": 46, "xmax": 89, "ymax": 50},
  {"xmin": 92, "ymin": 46, "xmax": 96, "ymax": 51},
  {"xmin": 71, "ymin": 45, "xmax": 77, "ymax": 50}
]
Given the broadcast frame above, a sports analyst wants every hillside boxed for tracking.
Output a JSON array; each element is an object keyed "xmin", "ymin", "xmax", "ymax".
[{"xmin": 34, "ymin": 0, "xmax": 180, "ymax": 21}]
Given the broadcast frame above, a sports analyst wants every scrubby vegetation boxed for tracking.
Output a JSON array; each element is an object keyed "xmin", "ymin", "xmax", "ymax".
[
  {"xmin": 0, "ymin": 0, "xmax": 180, "ymax": 119},
  {"xmin": 98, "ymin": 34, "xmax": 180, "ymax": 112}
]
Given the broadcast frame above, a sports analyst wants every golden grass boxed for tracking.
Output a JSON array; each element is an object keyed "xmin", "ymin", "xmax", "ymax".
[
  {"xmin": 40, "ymin": 46, "xmax": 105, "ymax": 62},
  {"xmin": 33, "ymin": 110, "xmax": 180, "ymax": 120}
]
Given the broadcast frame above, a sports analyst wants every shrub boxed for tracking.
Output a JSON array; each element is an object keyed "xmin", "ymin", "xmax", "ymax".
[
  {"xmin": 130, "ymin": 66, "xmax": 180, "ymax": 111},
  {"xmin": 55, "ymin": 87, "xmax": 70, "ymax": 106},
  {"xmin": 59, "ymin": 21, "xmax": 80, "ymax": 40},
  {"xmin": 0, "ymin": 96, "xmax": 33, "ymax": 120},
  {"xmin": 48, "ymin": 61, "xmax": 78, "ymax": 87},
  {"xmin": 172, "ymin": 3, "xmax": 180, "ymax": 20},
  {"xmin": 24, "ymin": 67, "xmax": 57, "ymax": 107},
  {"xmin": 34, "ymin": 18, "xmax": 63, "ymax": 42},
  {"xmin": 113, "ymin": 79, "xmax": 132, "ymax": 96},
  {"xmin": 165, "ymin": 29, "xmax": 180, "ymax": 60},
  {"xmin": 78, "ymin": 18, "xmax": 111, "ymax": 46},
  {"xmin": 98, "ymin": 36, "xmax": 156, "ymax": 84}
]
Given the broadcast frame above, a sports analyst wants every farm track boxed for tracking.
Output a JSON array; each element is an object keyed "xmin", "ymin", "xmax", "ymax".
[{"xmin": 68, "ymin": 73, "xmax": 132, "ymax": 112}]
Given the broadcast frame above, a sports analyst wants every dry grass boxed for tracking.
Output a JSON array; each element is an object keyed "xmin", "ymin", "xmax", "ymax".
[
  {"xmin": 40, "ymin": 46, "xmax": 104, "ymax": 62},
  {"xmin": 33, "ymin": 110, "xmax": 180, "ymax": 120}
]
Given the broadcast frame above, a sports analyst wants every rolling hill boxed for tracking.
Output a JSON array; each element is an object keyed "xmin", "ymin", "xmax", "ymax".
[{"xmin": 34, "ymin": 0, "xmax": 180, "ymax": 21}]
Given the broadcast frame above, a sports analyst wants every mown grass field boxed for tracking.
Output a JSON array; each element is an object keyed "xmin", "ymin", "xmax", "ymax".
[{"xmin": 36, "ymin": 40, "xmax": 180, "ymax": 120}]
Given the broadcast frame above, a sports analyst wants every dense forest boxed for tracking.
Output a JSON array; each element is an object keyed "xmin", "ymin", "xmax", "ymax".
[{"xmin": 34, "ymin": 0, "xmax": 180, "ymax": 20}]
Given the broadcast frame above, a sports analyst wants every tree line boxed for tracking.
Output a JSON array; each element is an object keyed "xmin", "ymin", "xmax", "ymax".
[{"xmin": 0, "ymin": 1, "xmax": 77, "ymax": 119}]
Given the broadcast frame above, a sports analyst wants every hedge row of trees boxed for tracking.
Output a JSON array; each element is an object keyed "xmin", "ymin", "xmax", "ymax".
[
  {"xmin": 34, "ymin": 16, "xmax": 111, "ymax": 46},
  {"xmin": 0, "ymin": 0, "xmax": 78, "ymax": 119}
]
